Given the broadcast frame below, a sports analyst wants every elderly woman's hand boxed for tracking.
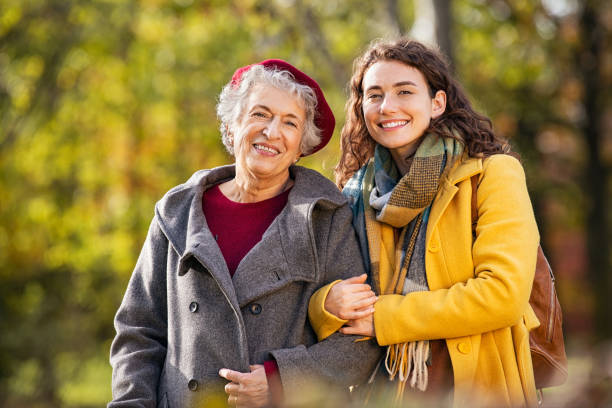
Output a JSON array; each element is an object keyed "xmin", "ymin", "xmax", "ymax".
[
  {"xmin": 219, "ymin": 365, "xmax": 269, "ymax": 407},
  {"xmin": 324, "ymin": 274, "xmax": 377, "ymax": 320}
]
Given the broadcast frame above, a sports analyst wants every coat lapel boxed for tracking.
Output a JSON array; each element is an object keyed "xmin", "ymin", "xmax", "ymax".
[{"xmin": 156, "ymin": 165, "xmax": 241, "ymax": 310}]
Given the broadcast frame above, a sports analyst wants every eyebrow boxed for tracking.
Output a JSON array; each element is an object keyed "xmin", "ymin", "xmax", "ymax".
[
  {"xmin": 364, "ymin": 81, "xmax": 418, "ymax": 92},
  {"xmin": 251, "ymin": 104, "xmax": 302, "ymax": 120}
]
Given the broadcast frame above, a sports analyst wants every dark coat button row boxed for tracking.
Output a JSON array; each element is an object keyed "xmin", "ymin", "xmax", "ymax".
[
  {"xmin": 249, "ymin": 303, "xmax": 262, "ymax": 315},
  {"xmin": 192, "ymin": 302, "xmax": 262, "ymax": 314}
]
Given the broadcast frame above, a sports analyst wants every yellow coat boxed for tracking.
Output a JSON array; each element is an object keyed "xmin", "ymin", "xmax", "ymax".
[{"xmin": 309, "ymin": 154, "xmax": 541, "ymax": 407}]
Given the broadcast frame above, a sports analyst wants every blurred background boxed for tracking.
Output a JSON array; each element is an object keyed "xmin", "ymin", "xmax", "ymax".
[{"xmin": 0, "ymin": 0, "xmax": 610, "ymax": 406}]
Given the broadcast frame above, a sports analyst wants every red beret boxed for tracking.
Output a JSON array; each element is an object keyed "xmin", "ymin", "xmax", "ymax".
[{"xmin": 230, "ymin": 59, "xmax": 335, "ymax": 156}]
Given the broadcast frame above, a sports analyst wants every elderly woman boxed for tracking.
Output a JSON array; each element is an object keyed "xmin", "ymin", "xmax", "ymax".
[{"xmin": 108, "ymin": 59, "xmax": 381, "ymax": 408}]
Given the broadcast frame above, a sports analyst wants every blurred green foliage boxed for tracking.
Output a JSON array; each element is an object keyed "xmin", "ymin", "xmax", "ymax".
[{"xmin": 0, "ymin": 0, "xmax": 610, "ymax": 406}]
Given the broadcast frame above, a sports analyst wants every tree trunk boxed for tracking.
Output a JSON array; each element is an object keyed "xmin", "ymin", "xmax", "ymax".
[
  {"xmin": 410, "ymin": 0, "xmax": 454, "ymax": 69},
  {"xmin": 433, "ymin": 0, "xmax": 454, "ymax": 69},
  {"xmin": 385, "ymin": 0, "xmax": 405, "ymax": 35},
  {"xmin": 579, "ymin": 0, "xmax": 611, "ymax": 340},
  {"xmin": 409, "ymin": 0, "xmax": 436, "ymax": 46},
  {"xmin": 295, "ymin": 0, "xmax": 348, "ymax": 86}
]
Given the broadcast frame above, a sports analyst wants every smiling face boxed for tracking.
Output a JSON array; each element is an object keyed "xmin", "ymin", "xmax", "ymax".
[
  {"xmin": 361, "ymin": 60, "xmax": 446, "ymax": 159},
  {"xmin": 231, "ymin": 84, "xmax": 305, "ymax": 183}
]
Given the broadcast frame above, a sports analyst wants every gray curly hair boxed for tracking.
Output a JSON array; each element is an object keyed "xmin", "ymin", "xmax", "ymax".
[{"xmin": 216, "ymin": 65, "xmax": 321, "ymax": 156}]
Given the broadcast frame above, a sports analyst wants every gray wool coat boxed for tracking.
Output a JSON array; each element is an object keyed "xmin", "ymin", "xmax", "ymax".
[{"xmin": 109, "ymin": 164, "xmax": 382, "ymax": 408}]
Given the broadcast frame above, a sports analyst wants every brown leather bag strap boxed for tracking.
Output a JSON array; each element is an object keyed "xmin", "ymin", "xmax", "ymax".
[{"xmin": 470, "ymin": 175, "xmax": 479, "ymax": 237}]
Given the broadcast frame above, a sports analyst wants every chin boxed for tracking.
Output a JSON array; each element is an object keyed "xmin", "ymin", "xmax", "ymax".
[{"xmin": 247, "ymin": 162, "xmax": 288, "ymax": 177}]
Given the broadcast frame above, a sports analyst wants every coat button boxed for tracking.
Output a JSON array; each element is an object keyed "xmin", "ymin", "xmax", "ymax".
[
  {"xmin": 457, "ymin": 342, "xmax": 471, "ymax": 354},
  {"xmin": 189, "ymin": 302, "xmax": 199, "ymax": 313},
  {"xmin": 188, "ymin": 379, "xmax": 199, "ymax": 391},
  {"xmin": 249, "ymin": 303, "xmax": 262, "ymax": 315},
  {"xmin": 428, "ymin": 242, "xmax": 439, "ymax": 253}
]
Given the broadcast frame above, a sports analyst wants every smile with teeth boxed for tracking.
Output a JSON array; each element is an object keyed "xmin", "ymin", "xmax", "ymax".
[
  {"xmin": 254, "ymin": 144, "xmax": 280, "ymax": 154},
  {"xmin": 380, "ymin": 120, "xmax": 408, "ymax": 129}
]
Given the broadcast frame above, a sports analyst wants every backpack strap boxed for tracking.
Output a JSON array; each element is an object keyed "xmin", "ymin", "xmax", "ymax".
[{"xmin": 470, "ymin": 175, "xmax": 479, "ymax": 237}]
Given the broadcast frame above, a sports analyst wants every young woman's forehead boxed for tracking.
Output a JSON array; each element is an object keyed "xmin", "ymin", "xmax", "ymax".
[{"xmin": 363, "ymin": 61, "xmax": 428, "ymax": 88}]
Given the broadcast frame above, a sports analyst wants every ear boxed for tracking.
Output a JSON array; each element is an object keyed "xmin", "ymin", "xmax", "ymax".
[{"xmin": 431, "ymin": 90, "xmax": 447, "ymax": 119}]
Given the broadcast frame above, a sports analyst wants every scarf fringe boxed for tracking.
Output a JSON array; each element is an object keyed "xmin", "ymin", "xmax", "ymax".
[{"xmin": 385, "ymin": 340, "xmax": 430, "ymax": 402}]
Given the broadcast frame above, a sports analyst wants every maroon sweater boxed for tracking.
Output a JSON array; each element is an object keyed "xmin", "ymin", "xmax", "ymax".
[{"xmin": 202, "ymin": 184, "xmax": 290, "ymax": 276}]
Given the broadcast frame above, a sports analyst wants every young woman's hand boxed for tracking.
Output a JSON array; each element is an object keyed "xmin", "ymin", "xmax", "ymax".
[
  {"xmin": 324, "ymin": 274, "xmax": 377, "ymax": 320},
  {"xmin": 340, "ymin": 315, "xmax": 375, "ymax": 337}
]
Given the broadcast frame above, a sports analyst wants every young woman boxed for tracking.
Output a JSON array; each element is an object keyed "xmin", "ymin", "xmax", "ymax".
[{"xmin": 308, "ymin": 38, "xmax": 541, "ymax": 407}]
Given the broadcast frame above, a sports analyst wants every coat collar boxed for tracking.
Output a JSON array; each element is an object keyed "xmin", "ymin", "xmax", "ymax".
[
  {"xmin": 427, "ymin": 155, "xmax": 483, "ymax": 242},
  {"xmin": 446, "ymin": 154, "xmax": 482, "ymax": 185},
  {"xmin": 154, "ymin": 164, "xmax": 346, "ymax": 306}
]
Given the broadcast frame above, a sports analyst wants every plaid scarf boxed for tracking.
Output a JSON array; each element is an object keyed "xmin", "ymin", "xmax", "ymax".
[{"xmin": 343, "ymin": 134, "xmax": 463, "ymax": 399}]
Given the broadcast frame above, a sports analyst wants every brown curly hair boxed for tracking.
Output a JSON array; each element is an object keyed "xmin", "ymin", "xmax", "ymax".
[{"xmin": 336, "ymin": 38, "xmax": 511, "ymax": 187}]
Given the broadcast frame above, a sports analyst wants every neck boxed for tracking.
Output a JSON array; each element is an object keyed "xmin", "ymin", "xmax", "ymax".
[
  {"xmin": 390, "ymin": 148, "xmax": 417, "ymax": 176},
  {"xmin": 219, "ymin": 168, "xmax": 293, "ymax": 203}
]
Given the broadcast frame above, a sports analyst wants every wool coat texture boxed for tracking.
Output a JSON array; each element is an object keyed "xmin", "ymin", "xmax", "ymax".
[
  {"xmin": 108, "ymin": 164, "xmax": 382, "ymax": 408},
  {"xmin": 309, "ymin": 154, "xmax": 541, "ymax": 407}
]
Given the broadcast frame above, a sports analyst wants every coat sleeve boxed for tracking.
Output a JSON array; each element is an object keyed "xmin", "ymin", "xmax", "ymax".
[
  {"xmin": 308, "ymin": 280, "xmax": 347, "ymax": 341},
  {"xmin": 270, "ymin": 203, "xmax": 383, "ymax": 395},
  {"xmin": 374, "ymin": 155, "xmax": 540, "ymax": 345},
  {"xmin": 108, "ymin": 217, "xmax": 169, "ymax": 408}
]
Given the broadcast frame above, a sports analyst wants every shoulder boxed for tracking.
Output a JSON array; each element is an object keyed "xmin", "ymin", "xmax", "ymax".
[
  {"xmin": 291, "ymin": 166, "xmax": 347, "ymax": 208},
  {"xmin": 162, "ymin": 169, "xmax": 209, "ymax": 201},
  {"xmin": 155, "ymin": 169, "xmax": 207, "ymax": 218},
  {"xmin": 155, "ymin": 165, "xmax": 234, "ymax": 222},
  {"xmin": 482, "ymin": 154, "xmax": 523, "ymax": 173},
  {"xmin": 448, "ymin": 154, "xmax": 525, "ymax": 186},
  {"xmin": 479, "ymin": 154, "xmax": 526, "ymax": 187},
  {"xmin": 474, "ymin": 154, "xmax": 532, "ymax": 212}
]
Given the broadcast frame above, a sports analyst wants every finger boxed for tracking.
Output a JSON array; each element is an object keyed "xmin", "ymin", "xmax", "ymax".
[
  {"xmin": 346, "ymin": 307, "xmax": 375, "ymax": 320},
  {"xmin": 342, "ymin": 274, "xmax": 368, "ymax": 285},
  {"xmin": 340, "ymin": 326, "xmax": 361, "ymax": 335},
  {"xmin": 225, "ymin": 382, "xmax": 240, "ymax": 395},
  {"xmin": 249, "ymin": 364, "xmax": 264, "ymax": 371},
  {"xmin": 345, "ymin": 284, "xmax": 374, "ymax": 294},
  {"xmin": 336, "ymin": 293, "xmax": 375, "ymax": 314},
  {"xmin": 349, "ymin": 291, "xmax": 377, "ymax": 303},
  {"xmin": 219, "ymin": 368, "xmax": 243, "ymax": 383},
  {"xmin": 351, "ymin": 295, "xmax": 377, "ymax": 309},
  {"xmin": 227, "ymin": 394, "xmax": 239, "ymax": 406}
]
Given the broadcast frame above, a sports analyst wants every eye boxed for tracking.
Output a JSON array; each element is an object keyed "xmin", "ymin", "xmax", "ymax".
[
  {"xmin": 285, "ymin": 120, "xmax": 298, "ymax": 128},
  {"xmin": 399, "ymin": 90, "xmax": 413, "ymax": 95},
  {"xmin": 367, "ymin": 93, "xmax": 382, "ymax": 100},
  {"xmin": 251, "ymin": 111, "xmax": 268, "ymax": 118}
]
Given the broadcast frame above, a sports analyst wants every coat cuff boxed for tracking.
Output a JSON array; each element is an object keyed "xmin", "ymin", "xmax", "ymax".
[
  {"xmin": 308, "ymin": 280, "xmax": 348, "ymax": 341},
  {"xmin": 372, "ymin": 294, "xmax": 406, "ymax": 346}
]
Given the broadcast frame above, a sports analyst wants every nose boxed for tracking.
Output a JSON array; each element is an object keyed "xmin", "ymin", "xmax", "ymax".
[
  {"xmin": 263, "ymin": 117, "xmax": 281, "ymax": 139},
  {"xmin": 379, "ymin": 94, "xmax": 398, "ymax": 114}
]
